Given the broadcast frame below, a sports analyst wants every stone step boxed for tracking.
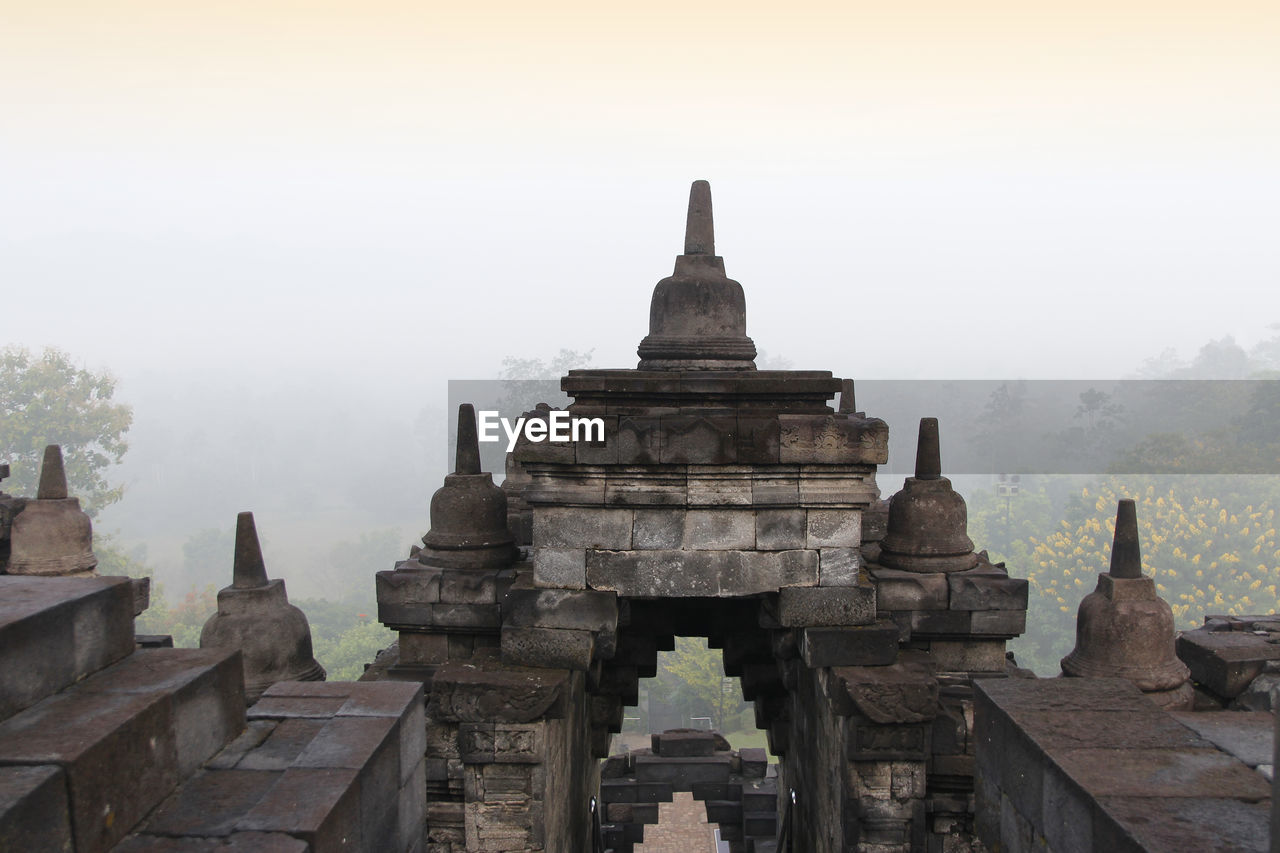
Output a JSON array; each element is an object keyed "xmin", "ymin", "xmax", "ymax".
[
  {"xmin": 0, "ymin": 575, "xmax": 136, "ymax": 720},
  {"xmin": 118, "ymin": 680, "xmax": 425, "ymax": 853},
  {"xmin": 0, "ymin": 647, "xmax": 245, "ymax": 853}
]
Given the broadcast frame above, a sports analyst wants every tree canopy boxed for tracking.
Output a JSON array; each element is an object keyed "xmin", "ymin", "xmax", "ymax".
[{"xmin": 0, "ymin": 346, "xmax": 133, "ymax": 515}]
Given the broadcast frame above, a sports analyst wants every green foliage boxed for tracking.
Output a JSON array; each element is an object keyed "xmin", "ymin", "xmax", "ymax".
[
  {"xmin": 968, "ymin": 476, "xmax": 1280, "ymax": 675},
  {"xmin": 0, "ymin": 346, "xmax": 133, "ymax": 516},
  {"xmin": 638, "ymin": 637, "xmax": 752, "ymax": 734}
]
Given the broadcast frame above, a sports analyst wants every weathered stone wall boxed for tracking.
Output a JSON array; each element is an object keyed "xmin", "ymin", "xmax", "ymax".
[{"xmin": 974, "ymin": 677, "xmax": 1272, "ymax": 852}]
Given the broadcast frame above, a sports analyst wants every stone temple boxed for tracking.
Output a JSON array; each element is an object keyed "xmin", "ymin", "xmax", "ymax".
[{"xmin": 1, "ymin": 182, "xmax": 1277, "ymax": 852}]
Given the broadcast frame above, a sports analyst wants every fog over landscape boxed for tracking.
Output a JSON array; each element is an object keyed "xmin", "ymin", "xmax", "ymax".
[{"xmin": 3, "ymin": 1, "xmax": 1278, "ymax": 678}]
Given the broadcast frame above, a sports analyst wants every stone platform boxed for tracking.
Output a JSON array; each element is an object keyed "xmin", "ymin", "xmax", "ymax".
[
  {"xmin": 974, "ymin": 677, "xmax": 1273, "ymax": 852},
  {"xmin": 0, "ymin": 575, "xmax": 426, "ymax": 853}
]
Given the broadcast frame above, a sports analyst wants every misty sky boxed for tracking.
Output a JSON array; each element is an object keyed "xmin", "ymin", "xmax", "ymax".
[
  {"xmin": 3, "ymin": 1, "xmax": 1279, "ymax": 588},
  {"xmin": 4, "ymin": 0, "xmax": 1277, "ymax": 388}
]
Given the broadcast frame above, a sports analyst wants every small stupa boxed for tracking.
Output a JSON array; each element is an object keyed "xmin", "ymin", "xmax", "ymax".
[
  {"xmin": 416, "ymin": 404, "xmax": 517, "ymax": 570},
  {"xmin": 636, "ymin": 180, "xmax": 758, "ymax": 370},
  {"xmin": 879, "ymin": 419, "xmax": 979, "ymax": 573},
  {"xmin": 7, "ymin": 445, "xmax": 97, "ymax": 577},
  {"xmin": 1060, "ymin": 499, "xmax": 1192, "ymax": 710},
  {"xmin": 200, "ymin": 511, "xmax": 325, "ymax": 704}
]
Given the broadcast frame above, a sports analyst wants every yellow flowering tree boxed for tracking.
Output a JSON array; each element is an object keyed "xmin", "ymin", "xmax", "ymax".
[{"xmin": 970, "ymin": 477, "xmax": 1280, "ymax": 674}]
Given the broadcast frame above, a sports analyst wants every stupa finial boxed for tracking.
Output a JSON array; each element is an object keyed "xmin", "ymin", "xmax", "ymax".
[
  {"xmin": 684, "ymin": 180, "xmax": 714, "ymax": 256},
  {"xmin": 232, "ymin": 511, "xmax": 270, "ymax": 589},
  {"xmin": 37, "ymin": 445, "xmax": 69, "ymax": 500},
  {"xmin": 915, "ymin": 418, "xmax": 942, "ymax": 481},
  {"xmin": 1109, "ymin": 499, "xmax": 1143, "ymax": 579},
  {"xmin": 455, "ymin": 404, "xmax": 481, "ymax": 475}
]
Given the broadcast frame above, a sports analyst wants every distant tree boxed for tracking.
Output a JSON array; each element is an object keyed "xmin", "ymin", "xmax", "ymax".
[
  {"xmin": 648, "ymin": 637, "xmax": 752, "ymax": 733},
  {"xmin": 0, "ymin": 346, "xmax": 133, "ymax": 515}
]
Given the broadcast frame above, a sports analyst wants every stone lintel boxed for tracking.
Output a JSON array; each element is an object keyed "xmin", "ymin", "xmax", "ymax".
[{"xmin": 425, "ymin": 662, "xmax": 569, "ymax": 724}]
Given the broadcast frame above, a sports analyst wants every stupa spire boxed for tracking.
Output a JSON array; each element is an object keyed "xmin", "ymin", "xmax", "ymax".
[
  {"xmin": 915, "ymin": 418, "xmax": 942, "ymax": 481},
  {"xmin": 232, "ymin": 512, "xmax": 270, "ymax": 589},
  {"xmin": 684, "ymin": 180, "xmax": 714, "ymax": 256},
  {"xmin": 456, "ymin": 404, "xmax": 482, "ymax": 475},
  {"xmin": 1109, "ymin": 499, "xmax": 1142, "ymax": 579},
  {"xmin": 37, "ymin": 445, "xmax": 68, "ymax": 500}
]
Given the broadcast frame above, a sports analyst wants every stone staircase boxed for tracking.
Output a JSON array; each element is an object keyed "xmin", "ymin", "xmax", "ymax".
[{"xmin": 0, "ymin": 574, "xmax": 425, "ymax": 852}]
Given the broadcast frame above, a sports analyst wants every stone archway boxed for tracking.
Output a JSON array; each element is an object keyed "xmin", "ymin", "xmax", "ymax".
[{"xmin": 375, "ymin": 182, "xmax": 1028, "ymax": 853}]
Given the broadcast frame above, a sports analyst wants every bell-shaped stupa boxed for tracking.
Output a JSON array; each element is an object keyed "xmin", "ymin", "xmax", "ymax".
[
  {"xmin": 878, "ymin": 419, "xmax": 978, "ymax": 573},
  {"xmin": 636, "ymin": 180, "xmax": 757, "ymax": 370},
  {"xmin": 200, "ymin": 511, "xmax": 326, "ymax": 704},
  {"xmin": 417, "ymin": 404, "xmax": 517, "ymax": 570},
  {"xmin": 7, "ymin": 445, "xmax": 97, "ymax": 577},
  {"xmin": 1061, "ymin": 499, "xmax": 1192, "ymax": 709}
]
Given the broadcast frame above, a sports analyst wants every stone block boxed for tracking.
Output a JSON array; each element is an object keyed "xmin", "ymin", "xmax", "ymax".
[
  {"xmin": 818, "ymin": 548, "xmax": 861, "ymax": 586},
  {"xmin": 752, "ymin": 470, "xmax": 800, "ymax": 506},
  {"xmin": 237, "ymin": 766, "xmax": 363, "ymax": 848},
  {"xmin": 947, "ymin": 568, "xmax": 1029, "ymax": 612},
  {"xmin": 141, "ymin": 768, "xmax": 283, "ymax": 837},
  {"xmin": 502, "ymin": 587, "xmax": 618, "ymax": 638},
  {"xmin": 799, "ymin": 622, "xmax": 899, "ymax": 668},
  {"xmin": 681, "ymin": 509, "xmax": 755, "ymax": 549},
  {"xmin": 909, "ymin": 610, "xmax": 973, "ymax": 635},
  {"xmin": 399, "ymin": 632, "xmax": 449, "ymax": 665},
  {"xmin": 970, "ymin": 609, "xmax": 1028, "ymax": 636},
  {"xmin": 634, "ymin": 754, "xmax": 732, "ymax": 787},
  {"xmin": 777, "ymin": 585, "xmax": 876, "ymax": 627},
  {"xmin": 869, "ymin": 567, "xmax": 950, "ymax": 611},
  {"xmin": 207, "ymin": 721, "xmax": 277, "ymax": 770},
  {"xmin": 778, "ymin": 414, "xmax": 868, "ymax": 464},
  {"xmin": 1177, "ymin": 630, "xmax": 1280, "ymax": 699},
  {"xmin": 436, "ymin": 570, "xmax": 499, "ymax": 605},
  {"xmin": 659, "ymin": 415, "xmax": 737, "ymax": 464},
  {"xmin": 736, "ymin": 415, "xmax": 780, "ymax": 464},
  {"xmin": 532, "ymin": 548, "xmax": 587, "ymax": 589},
  {"xmin": 705, "ymin": 800, "xmax": 742, "ymax": 823},
  {"xmin": 1170, "ymin": 711, "xmax": 1275, "ymax": 768},
  {"xmin": 0, "ymin": 690, "xmax": 180, "ymax": 852},
  {"xmin": 755, "ymin": 508, "xmax": 805, "ymax": 550},
  {"xmin": 653, "ymin": 730, "xmax": 715, "ymax": 756},
  {"xmin": 532, "ymin": 507, "xmax": 633, "ymax": 550},
  {"xmin": 0, "ymin": 765, "xmax": 70, "ymax": 853},
  {"xmin": 687, "ymin": 468, "xmax": 754, "ymax": 506},
  {"xmin": 740, "ymin": 748, "xmax": 768, "ymax": 778},
  {"xmin": 926, "ymin": 639, "xmax": 1008, "ymax": 672},
  {"xmin": 426, "ymin": 663, "xmax": 568, "ymax": 724},
  {"xmin": 806, "ymin": 509, "xmax": 861, "ymax": 548},
  {"xmin": 847, "ymin": 720, "xmax": 931, "ymax": 761},
  {"xmin": 75, "ymin": 647, "xmax": 246, "ymax": 777},
  {"xmin": 501, "ymin": 625, "xmax": 595, "ymax": 670},
  {"xmin": 248, "ymin": 696, "xmax": 349, "ymax": 720},
  {"xmin": 827, "ymin": 659, "xmax": 939, "ymax": 724},
  {"xmin": 1094, "ymin": 795, "xmax": 1271, "ymax": 853},
  {"xmin": 0, "ymin": 575, "xmax": 136, "ymax": 720},
  {"xmin": 294, "ymin": 714, "xmax": 399, "ymax": 775},
  {"xmin": 428, "ymin": 603, "xmax": 501, "ymax": 631},
  {"xmin": 237, "ymin": 719, "xmax": 328, "ymax": 775},
  {"xmin": 632, "ymin": 510, "xmax": 683, "ymax": 549},
  {"xmin": 1055, "ymin": 746, "xmax": 1271, "ymax": 801},
  {"xmin": 587, "ymin": 550, "xmax": 818, "ymax": 598},
  {"xmin": 398, "ymin": 759, "xmax": 426, "ymax": 851}
]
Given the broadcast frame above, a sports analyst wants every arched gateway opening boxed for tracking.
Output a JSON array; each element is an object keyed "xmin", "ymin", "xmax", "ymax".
[{"xmin": 375, "ymin": 182, "xmax": 1027, "ymax": 852}]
